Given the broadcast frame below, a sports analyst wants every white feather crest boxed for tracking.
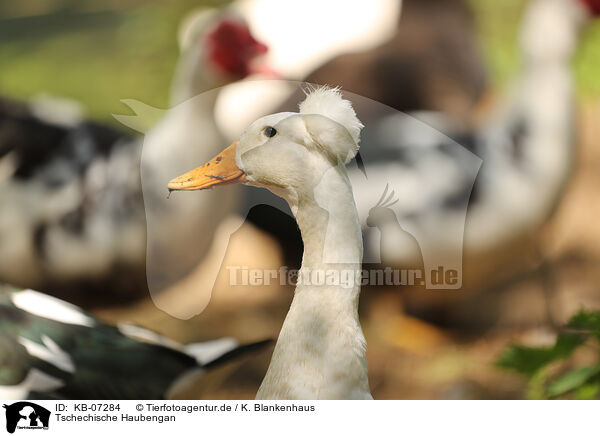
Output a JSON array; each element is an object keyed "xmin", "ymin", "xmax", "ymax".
[{"xmin": 299, "ymin": 86, "xmax": 363, "ymax": 146}]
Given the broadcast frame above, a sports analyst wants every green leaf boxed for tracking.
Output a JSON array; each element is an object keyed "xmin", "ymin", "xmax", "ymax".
[
  {"xmin": 567, "ymin": 310, "xmax": 600, "ymax": 340},
  {"xmin": 547, "ymin": 363, "xmax": 600, "ymax": 398},
  {"xmin": 526, "ymin": 370, "xmax": 551, "ymax": 400},
  {"xmin": 574, "ymin": 382, "xmax": 600, "ymax": 400},
  {"xmin": 496, "ymin": 333, "xmax": 584, "ymax": 376}
]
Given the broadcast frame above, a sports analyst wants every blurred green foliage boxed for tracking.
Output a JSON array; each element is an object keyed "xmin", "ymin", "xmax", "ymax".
[
  {"xmin": 470, "ymin": 0, "xmax": 600, "ymax": 96},
  {"xmin": 0, "ymin": 0, "xmax": 598, "ymax": 122},
  {"xmin": 0, "ymin": 0, "xmax": 229, "ymax": 120},
  {"xmin": 497, "ymin": 310, "xmax": 600, "ymax": 399}
]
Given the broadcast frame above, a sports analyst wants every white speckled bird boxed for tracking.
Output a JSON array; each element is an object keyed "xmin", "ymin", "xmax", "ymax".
[
  {"xmin": 0, "ymin": 10, "xmax": 269, "ymax": 306},
  {"xmin": 347, "ymin": 0, "xmax": 600, "ymax": 286}
]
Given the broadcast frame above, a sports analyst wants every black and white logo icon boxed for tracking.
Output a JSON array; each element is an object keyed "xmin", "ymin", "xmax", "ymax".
[{"xmin": 2, "ymin": 402, "xmax": 50, "ymax": 434}]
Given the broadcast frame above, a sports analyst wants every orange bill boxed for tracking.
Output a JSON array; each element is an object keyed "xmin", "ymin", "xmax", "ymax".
[{"xmin": 167, "ymin": 140, "xmax": 246, "ymax": 191}]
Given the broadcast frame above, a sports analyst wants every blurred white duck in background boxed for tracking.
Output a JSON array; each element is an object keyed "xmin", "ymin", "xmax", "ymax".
[
  {"xmin": 215, "ymin": 0, "xmax": 401, "ymax": 141},
  {"xmin": 216, "ymin": 0, "xmax": 486, "ymax": 138},
  {"xmin": 346, "ymin": 0, "xmax": 600, "ymax": 294},
  {"xmin": 168, "ymin": 88, "xmax": 372, "ymax": 399},
  {"xmin": 116, "ymin": 11, "xmax": 270, "ymax": 317},
  {"xmin": 0, "ymin": 10, "xmax": 269, "ymax": 307}
]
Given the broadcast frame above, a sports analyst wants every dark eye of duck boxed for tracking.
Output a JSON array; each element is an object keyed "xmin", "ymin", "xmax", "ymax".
[{"xmin": 263, "ymin": 126, "xmax": 277, "ymax": 138}]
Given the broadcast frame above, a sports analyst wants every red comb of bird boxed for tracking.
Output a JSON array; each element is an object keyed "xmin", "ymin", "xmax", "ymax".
[
  {"xmin": 580, "ymin": 0, "xmax": 600, "ymax": 15},
  {"xmin": 207, "ymin": 19, "xmax": 268, "ymax": 78}
]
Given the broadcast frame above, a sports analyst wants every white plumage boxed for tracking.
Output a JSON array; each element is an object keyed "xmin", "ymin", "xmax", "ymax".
[
  {"xmin": 11, "ymin": 289, "xmax": 95, "ymax": 327},
  {"xmin": 299, "ymin": 87, "xmax": 364, "ymax": 146},
  {"xmin": 169, "ymin": 87, "xmax": 372, "ymax": 399}
]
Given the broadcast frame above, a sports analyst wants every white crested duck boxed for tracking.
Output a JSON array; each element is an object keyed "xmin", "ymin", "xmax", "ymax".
[{"xmin": 168, "ymin": 87, "xmax": 372, "ymax": 399}]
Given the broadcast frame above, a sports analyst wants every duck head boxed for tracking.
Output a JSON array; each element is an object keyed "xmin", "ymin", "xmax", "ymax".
[{"xmin": 167, "ymin": 87, "xmax": 363, "ymax": 205}]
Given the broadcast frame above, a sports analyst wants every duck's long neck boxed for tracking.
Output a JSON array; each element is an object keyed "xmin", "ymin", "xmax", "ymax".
[
  {"xmin": 511, "ymin": 0, "xmax": 585, "ymax": 185},
  {"xmin": 143, "ymin": 66, "xmax": 220, "ymax": 197},
  {"xmin": 148, "ymin": 49, "xmax": 221, "ymax": 177},
  {"xmin": 256, "ymin": 166, "xmax": 371, "ymax": 400},
  {"xmin": 169, "ymin": 46, "xmax": 220, "ymax": 107}
]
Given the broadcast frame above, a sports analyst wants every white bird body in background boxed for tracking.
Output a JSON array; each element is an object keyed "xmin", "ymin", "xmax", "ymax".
[
  {"xmin": 168, "ymin": 87, "xmax": 372, "ymax": 400},
  {"xmin": 215, "ymin": 0, "xmax": 401, "ymax": 142},
  {"xmin": 346, "ymin": 0, "xmax": 599, "ymax": 289}
]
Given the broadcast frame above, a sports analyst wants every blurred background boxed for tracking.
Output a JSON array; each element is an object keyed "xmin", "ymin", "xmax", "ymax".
[
  {"xmin": 1, "ymin": 0, "xmax": 598, "ymax": 114},
  {"xmin": 1, "ymin": 0, "xmax": 600, "ymax": 399}
]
